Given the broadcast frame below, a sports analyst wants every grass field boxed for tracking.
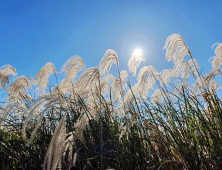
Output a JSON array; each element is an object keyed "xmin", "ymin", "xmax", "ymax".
[{"xmin": 1, "ymin": 34, "xmax": 222, "ymax": 169}]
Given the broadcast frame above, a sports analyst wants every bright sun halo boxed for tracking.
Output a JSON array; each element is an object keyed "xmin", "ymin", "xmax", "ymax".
[{"xmin": 133, "ymin": 49, "xmax": 142, "ymax": 56}]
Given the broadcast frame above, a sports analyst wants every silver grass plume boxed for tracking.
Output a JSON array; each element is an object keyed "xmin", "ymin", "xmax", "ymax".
[
  {"xmin": 28, "ymin": 77, "xmax": 38, "ymax": 86},
  {"xmin": 120, "ymin": 83, "xmax": 140, "ymax": 111},
  {"xmin": 139, "ymin": 81, "xmax": 153, "ymax": 100},
  {"xmin": 193, "ymin": 76, "xmax": 206, "ymax": 94},
  {"xmin": 173, "ymin": 59, "xmax": 200, "ymax": 79},
  {"xmin": 205, "ymin": 68, "xmax": 222, "ymax": 81},
  {"xmin": 73, "ymin": 114, "xmax": 89, "ymax": 142},
  {"xmin": 52, "ymin": 78, "xmax": 76, "ymax": 97},
  {"xmin": 35, "ymin": 62, "xmax": 56, "ymax": 94},
  {"xmin": 100, "ymin": 99, "xmax": 114, "ymax": 114},
  {"xmin": 173, "ymin": 81, "xmax": 193, "ymax": 97},
  {"xmin": 74, "ymin": 68, "xmax": 100, "ymax": 96},
  {"xmin": 207, "ymin": 79, "xmax": 222, "ymax": 92},
  {"xmin": 98, "ymin": 49, "xmax": 119, "ymax": 76},
  {"xmin": 163, "ymin": 34, "xmax": 191, "ymax": 62},
  {"xmin": 111, "ymin": 78, "xmax": 124, "ymax": 103},
  {"xmin": 55, "ymin": 56, "xmax": 85, "ymax": 96},
  {"xmin": 100, "ymin": 74, "xmax": 115, "ymax": 95},
  {"xmin": 53, "ymin": 78, "xmax": 71, "ymax": 96},
  {"xmin": 182, "ymin": 67, "xmax": 199, "ymax": 80},
  {"xmin": 128, "ymin": 52, "xmax": 146, "ymax": 77},
  {"xmin": 61, "ymin": 56, "xmax": 86, "ymax": 84},
  {"xmin": 27, "ymin": 96, "xmax": 66, "ymax": 145},
  {"xmin": 86, "ymin": 74, "xmax": 115, "ymax": 104},
  {"xmin": 137, "ymin": 66, "xmax": 160, "ymax": 90},
  {"xmin": 209, "ymin": 43, "xmax": 222, "ymax": 69},
  {"xmin": 160, "ymin": 69, "xmax": 177, "ymax": 86},
  {"xmin": 201, "ymin": 72, "xmax": 222, "ymax": 93},
  {"xmin": 111, "ymin": 70, "xmax": 129, "ymax": 103},
  {"xmin": 85, "ymin": 82, "xmax": 107, "ymax": 109},
  {"xmin": 119, "ymin": 70, "xmax": 129, "ymax": 87},
  {"xmin": 43, "ymin": 117, "xmax": 66, "ymax": 170},
  {"xmin": 7, "ymin": 76, "xmax": 31, "ymax": 103},
  {"xmin": 85, "ymin": 86, "xmax": 100, "ymax": 107},
  {"xmin": 21, "ymin": 95, "xmax": 50, "ymax": 140},
  {"xmin": 0, "ymin": 65, "xmax": 17, "ymax": 89},
  {"xmin": 151, "ymin": 89, "xmax": 167, "ymax": 105},
  {"xmin": 0, "ymin": 103, "xmax": 24, "ymax": 125},
  {"xmin": 22, "ymin": 95, "xmax": 67, "ymax": 144},
  {"xmin": 63, "ymin": 133, "xmax": 77, "ymax": 169},
  {"xmin": 73, "ymin": 94, "xmax": 100, "ymax": 142},
  {"xmin": 193, "ymin": 74, "xmax": 220, "ymax": 95},
  {"xmin": 121, "ymin": 81, "xmax": 152, "ymax": 110}
]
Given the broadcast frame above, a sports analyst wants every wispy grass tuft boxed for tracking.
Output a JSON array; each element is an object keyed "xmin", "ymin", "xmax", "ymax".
[{"xmin": 1, "ymin": 34, "xmax": 222, "ymax": 169}]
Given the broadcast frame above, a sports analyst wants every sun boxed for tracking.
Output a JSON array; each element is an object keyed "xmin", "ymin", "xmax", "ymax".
[{"xmin": 133, "ymin": 49, "xmax": 142, "ymax": 56}]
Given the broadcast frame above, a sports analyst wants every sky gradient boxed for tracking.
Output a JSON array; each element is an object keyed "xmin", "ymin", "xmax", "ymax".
[{"xmin": 1, "ymin": 0, "xmax": 222, "ymax": 84}]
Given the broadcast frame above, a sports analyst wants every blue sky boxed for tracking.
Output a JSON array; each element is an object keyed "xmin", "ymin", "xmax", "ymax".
[{"xmin": 0, "ymin": 0, "xmax": 222, "ymax": 84}]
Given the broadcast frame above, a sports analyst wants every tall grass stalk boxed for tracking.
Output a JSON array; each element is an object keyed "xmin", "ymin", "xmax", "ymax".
[{"xmin": 1, "ymin": 34, "xmax": 222, "ymax": 169}]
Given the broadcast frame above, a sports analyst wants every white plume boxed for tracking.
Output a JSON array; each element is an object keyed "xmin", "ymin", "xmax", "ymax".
[
  {"xmin": 137, "ymin": 66, "xmax": 160, "ymax": 89},
  {"xmin": 205, "ymin": 68, "xmax": 222, "ymax": 81},
  {"xmin": 160, "ymin": 69, "xmax": 177, "ymax": 86},
  {"xmin": 100, "ymin": 74, "xmax": 115, "ymax": 95},
  {"xmin": 35, "ymin": 62, "xmax": 56, "ymax": 94},
  {"xmin": 98, "ymin": 49, "xmax": 118, "ymax": 76},
  {"xmin": 61, "ymin": 56, "xmax": 86, "ymax": 83},
  {"xmin": 163, "ymin": 34, "xmax": 191, "ymax": 62},
  {"xmin": 74, "ymin": 68, "xmax": 100, "ymax": 96},
  {"xmin": 209, "ymin": 43, "xmax": 222, "ymax": 69},
  {"xmin": 22, "ymin": 95, "xmax": 67, "ymax": 144},
  {"xmin": 43, "ymin": 117, "xmax": 66, "ymax": 170},
  {"xmin": 110, "ymin": 71, "xmax": 128, "ymax": 103},
  {"xmin": 128, "ymin": 52, "xmax": 146, "ymax": 77},
  {"xmin": 7, "ymin": 76, "xmax": 31, "ymax": 103},
  {"xmin": 0, "ymin": 103, "xmax": 23, "ymax": 125},
  {"xmin": 0, "ymin": 65, "xmax": 17, "ymax": 89},
  {"xmin": 173, "ymin": 59, "xmax": 200, "ymax": 79},
  {"xmin": 151, "ymin": 89, "xmax": 166, "ymax": 105}
]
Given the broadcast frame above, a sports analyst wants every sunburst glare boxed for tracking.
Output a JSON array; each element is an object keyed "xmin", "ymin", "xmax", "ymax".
[{"xmin": 133, "ymin": 49, "xmax": 143, "ymax": 56}]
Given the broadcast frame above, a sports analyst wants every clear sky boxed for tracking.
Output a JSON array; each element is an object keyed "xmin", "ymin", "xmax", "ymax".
[{"xmin": 1, "ymin": 0, "xmax": 222, "ymax": 84}]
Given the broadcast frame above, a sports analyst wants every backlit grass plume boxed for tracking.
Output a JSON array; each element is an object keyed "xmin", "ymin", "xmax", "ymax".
[
  {"xmin": 7, "ymin": 76, "xmax": 31, "ymax": 103},
  {"xmin": 35, "ymin": 62, "xmax": 56, "ymax": 94},
  {"xmin": 210, "ymin": 43, "xmax": 222, "ymax": 69},
  {"xmin": 160, "ymin": 69, "xmax": 177, "ymax": 86},
  {"xmin": 1, "ymin": 33, "xmax": 222, "ymax": 169},
  {"xmin": 128, "ymin": 51, "xmax": 146, "ymax": 77},
  {"xmin": 164, "ymin": 34, "xmax": 191, "ymax": 62},
  {"xmin": 98, "ymin": 49, "xmax": 118, "ymax": 76},
  {"xmin": 74, "ymin": 67, "xmax": 100, "ymax": 97},
  {"xmin": 0, "ymin": 65, "xmax": 17, "ymax": 89},
  {"xmin": 61, "ymin": 56, "xmax": 86, "ymax": 84}
]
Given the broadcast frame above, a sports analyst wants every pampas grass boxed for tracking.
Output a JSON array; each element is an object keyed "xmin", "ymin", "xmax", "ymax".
[{"xmin": 1, "ymin": 34, "xmax": 222, "ymax": 169}]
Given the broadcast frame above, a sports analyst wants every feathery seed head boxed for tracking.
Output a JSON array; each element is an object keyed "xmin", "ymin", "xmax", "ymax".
[
  {"xmin": 0, "ymin": 65, "xmax": 17, "ymax": 89},
  {"xmin": 137, "ymin": 66, "xmax": 160, "ymax": 89},
  {"xmin": 164, "ymin": 34, "xmax": 191, "ymax": 62},
  {"xmin": 74, "ymin": 67, "xmax": 100, "ymax": 96},
  {"xmin": 7, "ymin": 76, "xmax": 31, "ymax": 103},
  {"xmin": 128, "ymin": 52, "xmax": 146, "ymax": 77},
  {"xmin": 98, "ymin": 49, "xmax": 119, "ymax": 76},
  {"xmin": 160, "ymin": 69, "xmax": 176, "ymax": 86},
  {"xmin": 209, "ymin": 43, "xmax": 222, "ymax": 69},
  {"xmin": 35, "ymin": 62, "xmax": 56, "ymax": 94},
  {"xmin": 61, "ymin": 56, "xmax": 86, "ymax": 82}
]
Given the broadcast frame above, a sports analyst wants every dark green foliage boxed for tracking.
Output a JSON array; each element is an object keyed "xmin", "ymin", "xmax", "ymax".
[
  {"xmin": 0, "ymin": 125, "xmax": 51, "ymax": 169},
  {"xmin": 1, "ymin": 88, "xmax": 222, "ymax": 169}
]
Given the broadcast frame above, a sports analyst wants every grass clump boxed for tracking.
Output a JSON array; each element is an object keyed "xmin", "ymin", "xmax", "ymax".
[{"xmin": 1, "ymin": 34, "xmax": 222, "ymax": 169}]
